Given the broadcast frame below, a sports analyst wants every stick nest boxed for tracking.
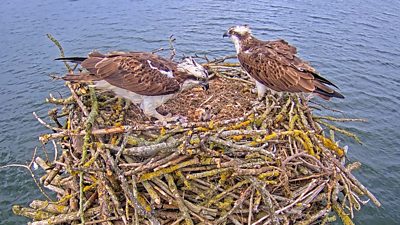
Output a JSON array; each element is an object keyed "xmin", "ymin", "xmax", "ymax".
[{"xmin": 11, "ymin": 39, "xmax": 380, "ymax": 225}]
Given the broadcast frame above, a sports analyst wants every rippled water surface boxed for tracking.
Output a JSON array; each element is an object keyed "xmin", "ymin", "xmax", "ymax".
[{"xmin": 1, "ymin": 0, "xmax": 399, "ymax": 224}]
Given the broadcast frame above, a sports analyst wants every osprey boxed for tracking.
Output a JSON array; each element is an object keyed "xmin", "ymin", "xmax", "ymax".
[
  {"xmin": 223, "ymin": 25, "xmax": 344, "ymax": 100},
  {"xmin": 56, "ymin": 51, "xmax": 209, "ymax": 121}
]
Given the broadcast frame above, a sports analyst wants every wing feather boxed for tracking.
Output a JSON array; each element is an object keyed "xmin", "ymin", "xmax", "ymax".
[
  {"xmin": 238, "ymin": 40, "xmax": 336, "ymax": 94},
  {"xmin": 80, "ymin": 52, "xmax": 182, "ymax": 96}
]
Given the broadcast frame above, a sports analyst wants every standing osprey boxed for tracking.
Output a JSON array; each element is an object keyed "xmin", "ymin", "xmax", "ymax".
[
  {"xmin": 57, "ymin": 51, "xmax": 209, "ymax": 121},
  {"xmin": 223, "ymin": 25, "xmax": 344, "ymax": 100}
]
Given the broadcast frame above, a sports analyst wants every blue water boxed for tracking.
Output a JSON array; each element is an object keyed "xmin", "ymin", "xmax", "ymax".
[{"xmin": 0, "ymin": 0, "xmax": 399, "ymax": 224}]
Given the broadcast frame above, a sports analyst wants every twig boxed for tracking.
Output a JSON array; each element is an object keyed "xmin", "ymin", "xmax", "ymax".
[
  {"xmin": 46, "ymin": 33, "xmax": 72, "ymax": 72},
  {"xmin": 0, "ymin": 147, "xmax": 52, "ymax": 201},
  {"xmin": 215, "ymin": 185, "xmax": 253, "ymax": 224}
]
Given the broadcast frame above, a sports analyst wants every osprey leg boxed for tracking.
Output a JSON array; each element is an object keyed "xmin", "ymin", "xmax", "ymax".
[
  {"xmin": 255, "ymin": 81, "xmax": 268, "ymax": 100},
  {"xmin": 140, "ymin": 95, "xmax": 179, "ymax": 122}
]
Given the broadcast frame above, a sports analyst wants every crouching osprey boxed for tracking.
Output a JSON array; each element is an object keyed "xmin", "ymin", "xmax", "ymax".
[
  {"xmin": 223, "ymin": 25, "xmax": 344, "ymax": 100},
  {"xmin": 57, "ymin": 51, "xmax": 209, "ymax": 121}
]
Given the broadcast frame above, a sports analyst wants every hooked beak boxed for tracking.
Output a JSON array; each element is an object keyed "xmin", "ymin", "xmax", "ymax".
[
  {"xmin": 200, "ymin": 81, "xmax": 209, "ymax": 91},
  {"xmin": 223, "ymin": 32, "xmax": 230, "ymax": 38}
]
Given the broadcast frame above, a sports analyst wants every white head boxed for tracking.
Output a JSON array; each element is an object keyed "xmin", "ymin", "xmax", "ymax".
[
  {"xmin": 223, "ymin": 25, "xmax": 253, "ymax": 53},
  {"xmin": 178, "ymin": 57, "xmax": 208, "ymax": 79},
  {"xmin": 177, "ymin": 57, "xmax": 209, "ymax": 91},
  {"xmin": 224, "ymin": 25, "xmax": 252, "ymax": 36}
]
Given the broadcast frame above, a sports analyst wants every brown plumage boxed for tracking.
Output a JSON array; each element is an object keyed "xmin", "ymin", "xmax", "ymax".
[
  {"xmin": 224, "ymin": 25, "xmax": 344, "ymax": 100},
  {"xmin": 60, "ymin": 51, "xmax": 198, "ymax": 96},
  {"xmin": 56, "ymin": 51, "xmax": 209, "ymax": 121}
]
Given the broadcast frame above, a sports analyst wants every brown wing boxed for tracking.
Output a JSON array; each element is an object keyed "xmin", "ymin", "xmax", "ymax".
[
  {"xmin": 238, "ymin": 39, "xmax": 343, "ymax": 99},
  {"xmin": 238, "ymin": 43, "xmax": 316, "ymax": 93},
  {"xmin": 81, "ymin": 52, "xmax": 182, "ymax": 96},
  {"xmin": 263, "ymin": 39, "xmax": 314, "ymax": 72}
]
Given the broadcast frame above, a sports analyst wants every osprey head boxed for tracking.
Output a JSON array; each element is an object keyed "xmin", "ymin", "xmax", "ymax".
[
  {"xmin": 178, "ymin": 57, "xmax": 209, "ymax": 91},
  {"xmin": 223, "ymin": 25, "xmax": 252, "ymax": 39},
  {"xmin": 223, "ymin": 25, "xmax": 252, "ymax": 53}
]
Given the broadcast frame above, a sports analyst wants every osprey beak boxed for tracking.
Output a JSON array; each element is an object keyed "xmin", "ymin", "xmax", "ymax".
[
  {"xmin": 223, "ymin": 32, "xmax": 229, "ymax": 38},
  {"xmin": 201, "ymin": 81, "xmax": 209, "ymax": 91}
]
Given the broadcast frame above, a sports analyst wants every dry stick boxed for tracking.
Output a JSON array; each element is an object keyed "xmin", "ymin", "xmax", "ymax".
[
  {"xmin": 103, "ymin": 180, "xmax": 127, "ymax": 224},
  {"xmin": 153, "ymin": 176, "xmax": 220, "ymax": 221},
  {"xmin": 115, "ymin": 128, "xmax": 133, "ymax": 162},
  {"xmin": 44, "ymin": 184, "xmax": 66, "ymax": 195},
  {"xmin": 40, "ymin": 116, "xmax": 254, "ymax": 142},
  {"xmin": 142, "ymin": 181, "xmax": 161, "ymax": 205},
  {"xmin": 215, "ymin": 185, "xmax": 253, "ymax": 224},
  {"xmin": 106, "ymin": 139, "xmax": 181, "ymax": 157},
  {"xmin": 131, "ymin": 175, "xmax": 140, "ymax": 225},
  {"xmin": 12, "ymin": 205, "xmax": 57, "ymax": 222},
  {"xmin": 275, "ymin": 179, "xmax": 319, "ymax": 214},
  {"xmin": 229, "ymin": 215, "xmax": 244, "ymax": 225},
  {"xmin": 295, "ymin": 208, "xmax": 329, "ymax": 225},
  {"xmin": 46, "ymin": 33, "xmax": 72, "ymax": 72},
  {"xmin": 212, "ymin": 68, "xmax": 254, "ymax": 85},
  {"xmin": 30, "ymin": 206, "xmax": 101, "ymax": 225},
  {"xmin": 125, "ymin": 152, "xmax": 181, "ymax": 176},
  {"xmin": 250, "ymin": 177, "xmax": 278, "ymax": 225},
  {"xmin": 165, "ymin": 174, "xmax": 194, "ymax": 225},
  {"xmin": 207, "ymin": 180, "xmax": 250, "ymax": 206},
  {"xmin": 329, "ymin": 156, "xmax": 381, "ymax": 207},
  {"xmin": 39, "ymin": 126, "xmax": 134, "ymax": 142},
  {"xmin": 85, "ymin": 217, "xmax": 120, "ymax": 225},
  {"xmin": 78, "ymin": 87, "xmax": 98, "ymax": 224},
  {"xmin": 0, "ymin": 147, "xmax": 53, "ymax": 201},
  {"xmin": 151, "ymin": 35, "xmax": 176, "ymax": 60},
  {"xmin": 68, "ymin": 83, "xmax": 89, "ymax": 117},
  {"xmin": 44, "ymin": 153, "xmax": 64, "ymax": 186},
  {"xmin": 317, "ymin": 120, "xmax": 362, "ymax": 144},
  {"xmin": 302, "ymin": 181, "xmax": 328, "ymax": 206},
  {"xmin": 209, "ymin": 136, "xmax": 274, "ymax": 157},
  {"xmin": 206, "ymin": 54, "xmax": 237, "ymax": 64},
  {"xmin": 332, "ymin": 201, "xmax": 355, "ymax": 225},
  {"xmin": 186, "ymin": 167, "xmax": 231, "ymax": 180},
  {"xmin": 282, "ymin": 153, "xmax": 329, "ymax": 173},
  {"xmin": 46, "ymin": 94, "xmax": 75, "ymax": 105},
  {"xmin": 313, "ymin": 116, "xmax": 367, "ymax": 123},
  {"xmin": 33, "ymin": 112, "xmax": 65, "ymax": 132},
  {"xmin": 138, "ymin": 157, "xmax": 200, "ymax": 182},
  {"xmin": 254, "ymin": 179, "xmax": 318, "ymax": 225},
  {"xmin": 105, "ymin": 149, "xmax": 160, "ymax": 225},
  {"xmin": 170, "ymin": 217, "xmax": 184, "ymax": 225},
  {"xmin": 248, "ymin": 188, "xmax": 255, "ymax": 225},
  {"xmin": 83, "ymin": 191, "xmax": 98, "ymax": 211},
  {"xmin": 29, "ymin": 200, "xmax": 69, "ymax": 214},
  {"xmin": 168, "ymin": 35, "xmax": 176, "ymax": 60},
  {"xmin": 218, "ymin": 129, "xmax": 269, "ymax": 137},
  {"xmin": 51, "ymin": 140, "xmax": 59, "ymax": 163}
]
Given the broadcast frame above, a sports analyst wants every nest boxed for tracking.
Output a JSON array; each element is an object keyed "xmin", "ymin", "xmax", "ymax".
[{"xmin": 10, "ymin": 37, "xmax": 380, "ymax": 225}]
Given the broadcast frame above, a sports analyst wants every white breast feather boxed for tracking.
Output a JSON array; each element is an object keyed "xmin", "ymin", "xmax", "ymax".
[
  {"xmin": 231, "ymin": 36, "xmax": 242, "ymax": 54},
  {"xmin": 93, "ymin": 80, "xmax": 142, "ymax": 104}
]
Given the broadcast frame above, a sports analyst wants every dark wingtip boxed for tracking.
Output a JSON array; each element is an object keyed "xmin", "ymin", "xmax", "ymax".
[
  {"xmin": 310, "ymin": 71, "xmax": 340, "ymax": 89},
  {"xmin": 334, "ymin": 91, "xmax": 345, "ymax": 99},
  {"xmin": 315, "ymin": 88, "xmax": 345, "ymax": 100},
  {"xmin": 54, "ymin": 57, "xmax": 87, "ymax": 63}
]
